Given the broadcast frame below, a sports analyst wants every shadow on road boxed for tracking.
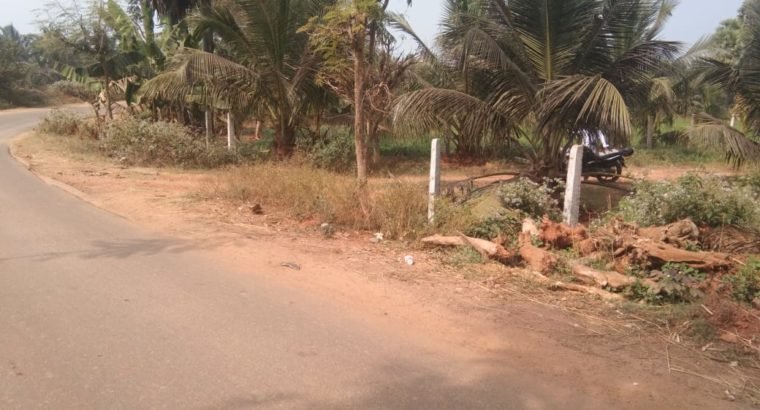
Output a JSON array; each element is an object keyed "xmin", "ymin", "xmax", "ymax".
[
  {"xmin": 203, "ymin": 358, "xmax": 607, "ymax": 410},
  {"xmin": 0, "ymin": 236, "xmax": 238, "ymax": 263}
]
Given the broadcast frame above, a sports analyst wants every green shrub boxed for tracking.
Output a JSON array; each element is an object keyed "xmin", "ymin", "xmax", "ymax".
[
  {"xmin": 619, "ymin": 174, "xmax": 760, "ymax": 228},
  {"xmin": 100, "ymin": 117, "xmax": 235, "ymax": 168},
  {"xmin": 300, "ymin": 128, "xmax": 355, "ymax": 172},
  {"xmin": 499, "ymin": 178, "xmax": 562, "ymax": 220},
  {"xmin": 38, "ymin": 109, "xmax": 98, "ymax": 139},
  {"xmin": 466, "ymin": 209, "xmax": 522, "ymax": 242},
  {"xmin": 725, "ymin": 259, "xmax": 760, "ymax": 304}
]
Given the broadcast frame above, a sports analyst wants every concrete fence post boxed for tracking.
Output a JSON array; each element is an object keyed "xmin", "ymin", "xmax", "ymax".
[
  {"xmin": 428, "ymin": 138, "xmax": 441, "ymax": 223},
  {"xmin": 563, "ymin": 145, "xmax": 584, "ymax": 227},
  {"xmin": 227, "ymin": 112, "xmax": 236, "ymax": 151}
]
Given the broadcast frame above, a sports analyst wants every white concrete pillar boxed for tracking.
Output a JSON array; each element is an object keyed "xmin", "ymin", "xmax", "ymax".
[
  {"xmin": 428, "ymin": 138, "xmax": 441, "ymax": 223},
  {"xmin": 563, "ymin": 145, "xmax": 584, "ymax": 227},
  {"xmin": 227, "ymin": 112, "xmax": 236, "ymax": 151}
]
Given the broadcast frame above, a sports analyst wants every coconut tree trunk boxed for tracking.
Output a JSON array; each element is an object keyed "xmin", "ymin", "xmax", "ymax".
[
  {"xmin": 276, "ymin": 116, "xmax": 296, "ymax": 157},
  {"xmin": 646, "ymin": 115, "xmax": 655, "ymax": 149},
  {"xmin": 369, "ymin": 121, "xmax": 381, "ymax": 165},
  {"xmin": 101, "ymin": 57, "xmax": 113, "ymax": 121},
  {"xmin": 141, "ymin": 0, "xmax": 155, "ymax": 60},
  {"xmin": 201, "ymin": 0, "xmax": 215, "ymax": 141},
  {"xmin": 352, "ymin": 9, "xmax": 368, "ymax": 185}
]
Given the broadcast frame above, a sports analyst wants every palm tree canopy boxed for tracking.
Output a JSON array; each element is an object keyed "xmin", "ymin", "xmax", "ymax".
[{"xmin": 394, "ymin": 0, "xmax": 680, "ymax": 168}]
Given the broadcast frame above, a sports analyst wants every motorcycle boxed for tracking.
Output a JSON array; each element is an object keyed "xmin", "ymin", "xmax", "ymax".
[{"xmin": 578, "ymin": 146, "xmax": 634, "ymax": 183}]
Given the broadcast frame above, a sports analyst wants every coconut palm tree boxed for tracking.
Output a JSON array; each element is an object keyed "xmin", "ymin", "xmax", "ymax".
[
  {"xmin": 689, "ymin": 0, "xmax": 760, "ymax": 166},
  {"xmin": 140, "ymin": 0, "xmax": 327, "ymax": 156},
  {"xmin": 393, "ymin": 0, "xmax": 680, "ymax": 174}
]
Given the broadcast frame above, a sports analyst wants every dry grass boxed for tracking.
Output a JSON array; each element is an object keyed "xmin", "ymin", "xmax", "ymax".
[{"xmin": 205, "ymin": 163, "xmax": 464, "ymax": 240}]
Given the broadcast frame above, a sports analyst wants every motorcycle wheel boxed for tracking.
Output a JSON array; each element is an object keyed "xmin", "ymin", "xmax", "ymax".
[{"xmin": 596, "ymin": 162, "xmax": 622, "ymax": 183}]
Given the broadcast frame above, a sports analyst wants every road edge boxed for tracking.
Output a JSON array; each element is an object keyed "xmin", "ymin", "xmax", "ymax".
[{"xmin": 7, "ymin": 132, "xmax": 128, "ymax": 221}]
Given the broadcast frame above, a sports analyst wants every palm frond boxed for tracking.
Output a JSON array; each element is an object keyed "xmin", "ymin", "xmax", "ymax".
[
  {"xmin": 539, "ymin": 74, "xmax": 633, "ymax": 145},
  {"xmin": 689, "ymin": 113, "xmax": 760, "ymax": 167}
]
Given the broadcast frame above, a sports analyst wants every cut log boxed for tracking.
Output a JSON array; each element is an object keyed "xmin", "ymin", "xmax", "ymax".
[
  {"xmin": 570, "ymin": 263, "xmax": 635, "ymax": 290},
  {"xmin": 549, "ymin": 282, "xmax": 624, "ymax": 302},
  {"xmin": 576, "ymin": 238, "xmax": 598, "ymax": 256},
  {"xmin": 421, "ymin": 234, "xmax": 513, "ymax": 261},
  {"xmin": 519, "ymin": 233, "xmax": 558, "ymax": 274},
  {"xmin": 522, "ymin": 218, "xmax": 540, "ymax": 238},
  {"xmin": 539, "ymin": 217, "xmax": 588, "ymax": 249},
  {"xmin": 633, "ymin": 240, "xmax": 731, "ymax": 270},
  {"xmin": 639, "ymin": 219, "xmax": 699, "ymax": 248}
]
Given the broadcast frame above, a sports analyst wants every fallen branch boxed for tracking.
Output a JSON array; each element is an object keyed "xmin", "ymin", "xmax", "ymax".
[
  {"xmin": 633, "ymin": 240, "xmax": 731, "ymax": 270},
  {"xmin": 549, "ymin": 282, "xmax": 624, "ymax": 302},
  {"xmin": 571, "ymin": 263, "xmax": 635, "ymax": 290},
  {"xmin": 421, "ymin": 234, "xmax": 513, "ymax": 262},
  {"xmin": 519, "ymin": 233, "xmax": 558, "ymax": 274}
]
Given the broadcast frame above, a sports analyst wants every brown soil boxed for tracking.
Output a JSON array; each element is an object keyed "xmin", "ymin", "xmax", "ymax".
[{"xmin": 11, "ymin": 132, "xmax": 760, "ymax": 408}]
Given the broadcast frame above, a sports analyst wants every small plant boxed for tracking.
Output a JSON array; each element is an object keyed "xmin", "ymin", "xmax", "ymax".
[
  {"xmin": 725, "ymin": 258, "xmax": 760, "ymax": 304},
  {"xmin": 498, "ymin": 178, "xmax": 563, "ymax": 220},
  {"xmin": 445, "ymin": 246, "xmax": 485, "ymax": 267},
  {"xmin": 626, "ymin": 266, "xmax": 704, "ymax": 305},
  {"xmin": 662, "ymin": 263, "xmax": 705, "ymax": 281}
]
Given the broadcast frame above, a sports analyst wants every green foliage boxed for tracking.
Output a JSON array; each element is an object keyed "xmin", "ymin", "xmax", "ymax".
[
  {"xmin": 444, "ymin": 247, "xmax": 485, "ymax": 267},
  {"xmin": 662, "ymin": 263, "xmax": 706, "ymax": 281},
  {"xmin": 725, "ymin": 258, "xmax": 760, "ymax": 304},
  {"xmin": 393, "ymin": 0, "xmax": 680, "ymax": 170},
  {"xmin": 38, "ymin": 109, "xmax": 99, "ymax": 139},
  {"xmin": 99, "ymin": 117, "xmax": 235, "ymax": 168},
  {"xmin": 465, "ymin": 209, "xmax": 521, "ymax": 242},
  {"xmin": 0, "ymin": 25, "xmax": 55, "ymax": 107},
  {"xmin": 627, "ymin": 276, "xmax": 701, "ymax": 305},
  {"xmin": 499, "ymin": 179, "xmax": 563, "ymax": 220},
  {"xmin": 619, "ymin": 174, "xmax": 760, "ymax": 228},
  {"xmin": 300, "ymin": 129, "xmax": 356, "ymax": 172}
]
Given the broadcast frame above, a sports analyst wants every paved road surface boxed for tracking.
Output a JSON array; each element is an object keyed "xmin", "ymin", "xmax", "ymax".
[{"xmin": 0, "ymin": 109, "xmax": 718, "ymax": 410}]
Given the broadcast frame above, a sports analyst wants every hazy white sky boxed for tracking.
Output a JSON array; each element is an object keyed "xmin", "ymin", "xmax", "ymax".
[{"xmin": 2, "ymin": 0, "xmax": 747, "ymax": 47}]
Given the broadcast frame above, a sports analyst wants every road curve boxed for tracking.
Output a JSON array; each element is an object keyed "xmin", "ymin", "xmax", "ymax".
[{"xmin": 0, "ymin": 109, "xmax": 734, "ymax": 410}]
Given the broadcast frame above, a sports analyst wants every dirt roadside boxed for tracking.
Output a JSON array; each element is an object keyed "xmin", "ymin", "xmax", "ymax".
[{"xmin": 11, "ymin": 132, "xmax": 758, "ymax": 408}]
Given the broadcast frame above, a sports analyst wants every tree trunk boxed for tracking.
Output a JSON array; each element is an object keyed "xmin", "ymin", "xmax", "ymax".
[
  {"xmin": 352, "ymin": 10, "xmax": 368, "ymax": 186},
  {"xmin": 369, "ymin": 121, "xmax": 381, "ymax": 166},
  {"xmin": 141, "ymin": 0, "xmax": 155, "ymax": 61},
  {"xmin": 202, "ymin": 11, "xmax": 215, "ymax": 142},
  {"xmin": 101, "ymin": 56, "xmax": 113, "ymax": 121},
  {"xmin": 275, "ymin": 118, "xmax": 295, "ymax": 158},
  {"xmin": 646, "ymin": 115, "xmax": 654, "ymax": 149}
]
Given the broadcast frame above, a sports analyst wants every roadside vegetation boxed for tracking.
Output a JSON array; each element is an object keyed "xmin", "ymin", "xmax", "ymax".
[{"xmin": 15, "ymin": 0, "xmax": 760, "ymax": 399}]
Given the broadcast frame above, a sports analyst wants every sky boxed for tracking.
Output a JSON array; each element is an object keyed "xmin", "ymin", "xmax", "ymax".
[{"xmin": 2, "ymin": 0, "xmax": 747, "ymax": 47}]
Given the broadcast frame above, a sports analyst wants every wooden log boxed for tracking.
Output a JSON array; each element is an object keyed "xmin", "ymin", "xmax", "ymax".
[
  {"xmin": 539, "ymin": 217, "xmax": 588, "ymax": 249},
  {"xmin": 421, "ymin": 234, "xmax": 512, "ymax": 261},
  {"xmin": 634, "ymin": 241, "xmax": 731, "ymax": 270},
  {"xmin": 570, "ymin": 263, "xmax": 635, "ymax": 290},
  {"xmin": 519, "ymin": 233, "xmax": 558, "ymax": 274},
  {"xmin": 549, "ymin": 282, "xmax": 624, "ymax": 302}
]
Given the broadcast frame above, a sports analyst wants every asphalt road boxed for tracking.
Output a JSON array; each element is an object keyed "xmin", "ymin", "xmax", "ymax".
[{"xmin": 0, "ymin": 109, "xmax": 715, "ymax": 410}]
